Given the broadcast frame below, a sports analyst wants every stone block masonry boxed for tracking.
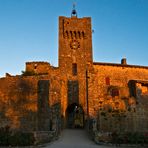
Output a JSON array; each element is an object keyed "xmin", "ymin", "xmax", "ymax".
[{"xmin": 0, "ymin": 10, "xmax": 148, "ymax": 136}]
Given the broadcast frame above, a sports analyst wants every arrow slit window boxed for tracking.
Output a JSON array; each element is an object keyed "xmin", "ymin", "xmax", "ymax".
[{"xmin": 72, "ymin": 63, "xmax": 77, "ymax": 76}]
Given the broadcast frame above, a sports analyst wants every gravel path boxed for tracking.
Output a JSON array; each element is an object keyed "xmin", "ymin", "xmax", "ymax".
[
  {"xmin": 43, "ymin": 129, "xmax": 146, "ymax": 148},
  {"xmin": 43, "ymin": 129, "xmax": 113, "ymax": 148}
]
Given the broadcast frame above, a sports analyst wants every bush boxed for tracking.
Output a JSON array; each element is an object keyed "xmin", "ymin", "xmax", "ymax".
[
  {"xmin": 0, "ymin": 126, "xmax": 35, "ymax": 146},
  {"xmin": 9, "ymin": 132, "xmax": 35, "ymax": 146},
  {"xmin": 0, "ymin": 126, "xmax": 11, "ymax": 146},
  {"xmin": 111, "ymin": 132, "xmax": 148, "ymax": 145},
  {"xmin": 21, "ymin": 70, "xmax": 35, "ymax": 76}
]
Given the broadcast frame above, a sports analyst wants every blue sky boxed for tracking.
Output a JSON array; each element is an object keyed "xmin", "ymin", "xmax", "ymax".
[{"xmin": 0, "ymin": 0, "xmax": 148, "ymax": 77}]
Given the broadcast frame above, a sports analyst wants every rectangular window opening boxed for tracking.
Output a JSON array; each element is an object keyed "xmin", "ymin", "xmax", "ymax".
[
  {"xmin": 111, "ymin": 89, "xmax": 119, "ymax": 97},
  {"xmin": 105, "ymin": 77, "xmax": 110, "ymax": 85},
  {"xmin": 72, "ymin": 63, "xmax": 77, "ymax": 76}
]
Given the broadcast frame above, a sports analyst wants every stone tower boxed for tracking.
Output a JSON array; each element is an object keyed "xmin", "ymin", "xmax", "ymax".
[{"xmin": 58, "ymin": 7, "xmax": 93, "ymax": 127}]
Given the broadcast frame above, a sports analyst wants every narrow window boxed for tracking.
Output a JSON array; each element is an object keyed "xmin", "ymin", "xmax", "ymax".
[
  {"xmin": 78, "ymin": 31, "xmax": 81, "ymax": 39},
  {"xmin": 74, "ymin": 31, "xmax": 77, "ymax": 39},
  {"xmin": 82, "ymin": 31, "xmax": 85, "ymax": 38},
  {"xmin": 70, "ymin": 31, "xmax": 73, "ymax": 39},
  {"xmin": 34, "ymin": 64, "xmax": 37, "ymax": 70},
  {"xmin": 105, "ymin": 77, "xmax": 110, "ymax": 85},
  {"xmin": 65, "ymin": 30, "xmax": 69, "ymax": 38},
  {"xmin": 72, "ymin": 63, "xmax": 77, "ymax": 76}
]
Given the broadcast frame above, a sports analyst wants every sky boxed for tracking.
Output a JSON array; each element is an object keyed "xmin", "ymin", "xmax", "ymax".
[{"xmin": 0, "ymin": 0, "xmax": 148, "ymax": 77}]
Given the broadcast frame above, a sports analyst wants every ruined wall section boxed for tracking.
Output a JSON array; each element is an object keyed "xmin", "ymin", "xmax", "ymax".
[
  {"xmin": 88, "ymin": 63, "xmax": 148, "ymax": 132},
  {"xmin": 0, "ymin": 64, "xmax": 62, "ymax": 131},
  {"xmin": 25, "ymin": 62, "xmax": 58, "ymax": 76},
  {"xmin": 0, "ymin": 76, "xmax": 38, "ymax": 131}
]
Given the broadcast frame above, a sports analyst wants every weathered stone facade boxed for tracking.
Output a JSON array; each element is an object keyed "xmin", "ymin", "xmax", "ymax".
[
  {"xmin": 88, "ymin": 63, "xmax": 148, "ymax": 132},
  {"xmin": 0, "ymin": 11, "xmax": 147, "ymax": 133}
]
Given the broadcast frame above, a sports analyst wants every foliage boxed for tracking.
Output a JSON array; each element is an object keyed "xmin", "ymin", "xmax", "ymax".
[
  {"xmin": 21, "ymin": 70, "xmax": 36, "ymax": 76},
  {"xmin": 111, "ymin": 132, "xmax": 148, "ymax": 144},
  {"xmin": 9, "ymin": 132, "xmax": 35, "ymax": 146},
  {"xmin": 0, "ymin": 126, "xmax": 35, "ymax": 146},
  {"xmin": 0, "ymin": 126, "xmax": 11, "ymax": 146},
  {"xmin": 21, "ymin": 70, "xmax": 48, "ymax": 76},
  {"xmin": 94, "ymin": 131, "xmax": 148, "ymax": 145},
  {"xmin": 100, "ymin": 111, "xmax": 106, "ymax": 116}
]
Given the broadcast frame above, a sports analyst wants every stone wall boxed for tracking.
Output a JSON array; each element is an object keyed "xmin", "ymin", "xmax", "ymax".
[
  {"xmin": 88, "ymin": 63, "xmax": 148, "ymax": 132},
  {"xmin": 0, "ymin": 76, "xmax": 38, "ymax": 130},
  {"xmin": 0, "ymin": 72, "xmax": 62, "ymax": 132},
  {"xmin": 25, "ymin": 62, "xmax": 58, "ymax": 76}
]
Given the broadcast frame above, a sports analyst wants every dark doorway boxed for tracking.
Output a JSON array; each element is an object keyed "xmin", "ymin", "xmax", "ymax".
[{"xmin": 66, "ymin": 103, "xmax": 84, "ymax": 129}]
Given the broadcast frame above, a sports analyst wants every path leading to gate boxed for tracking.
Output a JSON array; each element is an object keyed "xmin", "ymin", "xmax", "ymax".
[{"xmin": 43, "ymin": 129, "xmax": 111, "ymax": 148}]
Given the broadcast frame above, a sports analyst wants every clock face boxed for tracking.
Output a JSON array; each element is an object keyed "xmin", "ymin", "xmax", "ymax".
[{"xmin": 70, "ymin": 40, "xmax": 80, "ymax": 49}]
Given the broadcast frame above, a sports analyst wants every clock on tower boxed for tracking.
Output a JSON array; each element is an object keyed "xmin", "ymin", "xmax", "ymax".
[{"xmin": 70, "ymin": 40, "xmax": 80, "ymax": 50}]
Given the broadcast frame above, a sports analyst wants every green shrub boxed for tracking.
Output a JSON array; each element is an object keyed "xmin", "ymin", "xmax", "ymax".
[
  {"xmin": 0, "ymin": 126, "xmax": 11, "ymax": 146},
  {"xmin": 0, "ymin": 126, "xmax": 35, "ymax": 146},
  {"xmin": 21, "ymin": 70, "xmax": 35, "ymax": 76},
  {"xmin": 110, "ymin": 132, "xmax": 148, "ymax": 144},
  {"xmin": 9, "ymin": 132, "xmax": 35, "ymax": 146}
]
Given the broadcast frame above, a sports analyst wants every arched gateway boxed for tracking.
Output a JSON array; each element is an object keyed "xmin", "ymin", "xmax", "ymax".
[{"xmin": 66, "ymin": 103, "xmax": 84, "ymax": 128}]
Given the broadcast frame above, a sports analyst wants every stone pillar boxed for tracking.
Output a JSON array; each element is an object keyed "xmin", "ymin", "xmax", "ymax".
[{"xmin": 37, "ymin": 80, "xmax": 50, "ymax": 131}]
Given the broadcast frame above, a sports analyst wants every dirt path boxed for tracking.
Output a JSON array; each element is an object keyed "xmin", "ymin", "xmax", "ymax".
[{"xmin": 43, "ymin": 129, "xmax": 111, "ymax": 148}]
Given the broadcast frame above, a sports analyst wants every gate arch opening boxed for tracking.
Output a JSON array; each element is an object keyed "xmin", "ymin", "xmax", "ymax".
[{"xmin": 66, "ymin": 103, "xmax": 84, "ymax": 128}]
